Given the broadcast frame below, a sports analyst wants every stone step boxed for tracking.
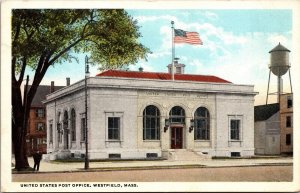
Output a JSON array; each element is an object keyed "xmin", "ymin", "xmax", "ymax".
[{"xmin": 163, "ymin": 149, "xmax": 211, "ymax": 161}]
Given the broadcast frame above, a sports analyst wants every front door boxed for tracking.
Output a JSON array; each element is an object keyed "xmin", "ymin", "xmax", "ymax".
[{"xmin": 171, "ymin": 127, "xmax": 183, "ymax": 149}]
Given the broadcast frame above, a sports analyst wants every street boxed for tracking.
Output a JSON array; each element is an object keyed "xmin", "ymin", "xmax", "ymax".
[{"xmin": 13, "ymin": 165, "xmax": 292, "ymax": 182}]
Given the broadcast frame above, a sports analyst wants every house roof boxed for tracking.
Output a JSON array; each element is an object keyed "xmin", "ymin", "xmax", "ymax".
[
  {"xmin": 97, "ymin": 70, "xmax": 232, "ymax": 84},
  {"xmin": 27, "ymin": 85, "xmax": 64, "ymax": 107},
  {"xmin": 254, "ymin": 103, "xmax": 279, "ymax": 122}
]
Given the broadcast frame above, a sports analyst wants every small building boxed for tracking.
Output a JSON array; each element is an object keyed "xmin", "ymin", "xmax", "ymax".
[
  {"xmin": 280, "ymin": 93, "xmax": 293, "ymax": 154},
  {"xmin": 44, "ymin": 65, "xmax": 257, "ymax": 160},
  {"xmin": 26, "ymin": 81, "xmax": 65, "ymax": 156},
  {"xmin": 254, "ymin": 103, "xmax": 280, "ymax": 155}
]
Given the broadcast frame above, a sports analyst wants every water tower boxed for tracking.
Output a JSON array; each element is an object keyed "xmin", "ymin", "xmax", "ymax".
[{"xmin": 266, "ymin": 43, "xmax": 293, "ymax": 104}]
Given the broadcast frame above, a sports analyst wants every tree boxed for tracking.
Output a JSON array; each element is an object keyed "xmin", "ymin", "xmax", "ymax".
[{"xmin": 12, "ymin": 9, "xmax": 150, "ymax": 170}]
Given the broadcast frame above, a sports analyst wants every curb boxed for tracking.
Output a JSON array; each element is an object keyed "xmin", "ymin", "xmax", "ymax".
[{"xmin": 12, "ymin": 162, "xmax": 293, "ymax": 174}]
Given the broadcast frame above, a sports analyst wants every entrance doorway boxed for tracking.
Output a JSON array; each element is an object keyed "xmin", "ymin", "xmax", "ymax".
[{"xmin": 171, "ymin": 127, "xmax": 183, "ymax": 149}]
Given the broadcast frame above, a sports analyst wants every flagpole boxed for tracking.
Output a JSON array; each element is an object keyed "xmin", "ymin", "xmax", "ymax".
[{"xmin": 171, "ymin": 21, "xmax": 175, "ymax": 81}]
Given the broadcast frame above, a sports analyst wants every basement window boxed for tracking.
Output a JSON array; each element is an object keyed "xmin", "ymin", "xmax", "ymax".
[
  {"xmin": 231, "ymin": 152, "xmax": 241, "ymax": 157},
  {"xmin": 109, "ymin": 154, "xmax": 121, "ymax": 159},
  {"xmin": 146, "ymin": 153, "xmax": 158, "ymax": 158}
]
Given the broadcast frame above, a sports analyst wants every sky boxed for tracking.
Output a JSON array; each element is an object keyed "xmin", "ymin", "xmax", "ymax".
[{"xmin": 30, "ymin": 9, "xmax": 293, "ymax": 106}]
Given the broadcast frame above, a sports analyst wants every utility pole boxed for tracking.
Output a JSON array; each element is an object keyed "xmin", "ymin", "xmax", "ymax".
[{"xmin": 84, "ymin": 56, "xmax": 90, "ymax": 170}]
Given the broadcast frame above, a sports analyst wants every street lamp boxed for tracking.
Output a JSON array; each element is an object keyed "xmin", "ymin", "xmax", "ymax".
[{"xmin": 84, "ymin": 55, "xmax": 90, "ymax": 170}]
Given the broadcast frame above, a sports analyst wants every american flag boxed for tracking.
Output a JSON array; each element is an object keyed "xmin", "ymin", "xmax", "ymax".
[{"xmin": 174, "ymin": 29, "xmax": 203, "ymax": 45}]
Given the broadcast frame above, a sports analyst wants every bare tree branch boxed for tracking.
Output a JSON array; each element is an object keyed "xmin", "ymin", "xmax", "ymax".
[{"xmin": 48, "ymin": 37, "xmax": 83, "ymax": 65}]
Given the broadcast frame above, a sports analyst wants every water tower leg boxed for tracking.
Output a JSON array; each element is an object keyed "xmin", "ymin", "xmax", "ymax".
[
  {"xmin": 289, "ymin": 68, "xmax": 293, "ymax": 93},
  {"xmin": 266, "ymin": 70, "xmax": 271, "ymax": 105},
  {"xmin": 277, "ymin": 75, "xmax": 281, "ymax": 103}
]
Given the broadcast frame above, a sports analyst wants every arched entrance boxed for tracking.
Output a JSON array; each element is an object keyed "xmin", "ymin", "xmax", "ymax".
[{"xmin": 169, "ymin": 106, "xmax": 185, "ymax": 149}]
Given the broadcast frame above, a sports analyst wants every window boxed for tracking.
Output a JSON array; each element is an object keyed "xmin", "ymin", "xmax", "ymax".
[
  {"xmin": 230, "ymin": 119, "xmax": 240, "ymax": 140},
  {"xmin": 286, "ymin": 116, "xmax": 292, "ymax": 128},
  {"xmin": 49, "ymin": 122, "xmax": 53, "ymax": 143},
  {"xmin": 176, "ymin": 67, "xmax": 181, "ymax": 74},
  {"xmin": 287, "ymin": 97, "xmax": 293, "ymax": 108},
  {"xmin": 231, "ymin": 152, "xmax": 241, "ymax": 157},
  {"xmin": 36, "ymin": 108, "xmax": 45, "ymax": 118},
  {"xmin": 105, "ymin": 112, "xmax": 123, "ymax": 141},
  {"xmin": 169, "ymin": 106, "xmax": 185, "ymax": 124},
  {"xmin": 108, "ymin": 117, "xmax": 120, "ymax": 140},
  {"xmin": 37, "ymin": 138, "xmax": 43, "ymax": 145},
  {"xmin": 146, "ymin": 153, "xmax": 158, "ymax": 158},
  {"xmin": 194, "ymin": 107, "xmax": 210, "ymax": 140},
  {"xmin": 57, "ymin": 123, "xmax": 62, "ymax": 143},
  {"xmin": 57, "ymin": 112, "xmax": 62, "ymax": 143},
  {"xmin": 71, "ymin": 109, "xmax": 76, "ymax": 141},
  {"xmin": 81, "ymin": 118, "xmax": 86, "ymax": 141},
  {"xmin": 143, "ymin": 105, "xmax": 160, "ymax": 140},
  {"xmin": 36, "ymin": 122, "xmax": 45, "ymax": 131},
  {"xmin": 109, "ymin": 154, "xmax": 121, "ymax": 159},
  {"xmin": 286, "ymin": 134, "xmax": 291, "ymax": 145},
  {"xmin": 63, "ymin": 111, "xmax": 69, "ymax": 130},
  {"xmin": 37, "ymin": 138, "xmax": 46, "ymax": 145}
]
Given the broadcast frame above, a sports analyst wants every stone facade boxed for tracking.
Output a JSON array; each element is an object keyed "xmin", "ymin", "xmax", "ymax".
[{"xmin": 44, "ymin": 74, "xmax": 257, "ymax": 160}]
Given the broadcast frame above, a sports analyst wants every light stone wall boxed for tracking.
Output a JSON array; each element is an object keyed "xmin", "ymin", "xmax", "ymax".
[
  {"xmin": 254, "ymin": 121, "xmax": 266, "ymax": 154},
  {"xmin": 213, "ymin": 94, "xmax": 255, "ymax": 157},
  {"xmin": 88, "ymin": 88, "xmax": 139, "ymax": 159},
  {"xmin": 45, "ymin": 76, "xmax": 256, "ymax": 159},
  {"xmin": 46, "ymin": 90, "xmax": 87, "ymax": 159},
  {"xmin": 254, "ymin": 112, "xmax": 280, "ymax": 155}
]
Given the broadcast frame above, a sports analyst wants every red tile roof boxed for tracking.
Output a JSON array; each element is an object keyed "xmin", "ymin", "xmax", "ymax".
[{"xmin": 96, "ymin": 70, "xmax": 231, "ymax": 84}]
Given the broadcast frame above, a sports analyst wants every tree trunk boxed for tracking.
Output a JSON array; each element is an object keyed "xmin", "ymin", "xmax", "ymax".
[
  {"xmin": 12, "ymin": 80, "xmax": 30, "ymax": 170},
  {"xmin": 12, "ymin": 62, "xmax": 47, "ymax": 170}
]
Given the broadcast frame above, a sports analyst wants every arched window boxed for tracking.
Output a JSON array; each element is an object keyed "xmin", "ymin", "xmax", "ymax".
[
  {"xmin": 143, "ymin": 105, "xmax": 160, "ymax": 140},
  {"xmin": 169, "ymin": 106, "xmax": 185, "ymax": 124},
  {"xmin": 194, "ymin": 107, "xmax": 210, "ymax": 140},
  {"xmin": 57, "ymin": 112, "xmax": 62, "ymax": 143},
  {"xmin": 71, "ymin": 109, "xmax": 76, "ymax": 141},
  {"xmin": 63, "ymin": 110, "xmax": 68, "ymax": 129}
]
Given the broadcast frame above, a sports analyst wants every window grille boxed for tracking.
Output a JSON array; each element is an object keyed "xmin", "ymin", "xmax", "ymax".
[
  {"xmin": 230, "ymin": 119, "xmax": 240, "ymax": 140},
  {"xmin": 169, "ymin": 106, "xmax": 185, "ymax": 124},
  {"xmin": 143, "ymin": 105, "xmax": 160, "ymax": 140},
  {"xmin": 194, "ymin": 107, "xmax": 210, "ymax": 140},
  {"xmin": 108, "ymin": 117, "xmax": 120, "ymax": 140}
]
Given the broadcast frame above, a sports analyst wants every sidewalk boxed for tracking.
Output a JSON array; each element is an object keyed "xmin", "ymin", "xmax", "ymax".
[{"xmin": 12, "ymin": 156, "xmax": 293, "ymax": 173}]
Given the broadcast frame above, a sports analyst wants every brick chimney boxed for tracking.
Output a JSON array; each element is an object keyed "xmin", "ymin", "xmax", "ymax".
[
  {"xmin": 66, "ymin": 77, "xmax": 70, "ymax": 86},
  {"xmin": 50, "ymin": 81, "xmax": 55, "ymax": 93}
]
